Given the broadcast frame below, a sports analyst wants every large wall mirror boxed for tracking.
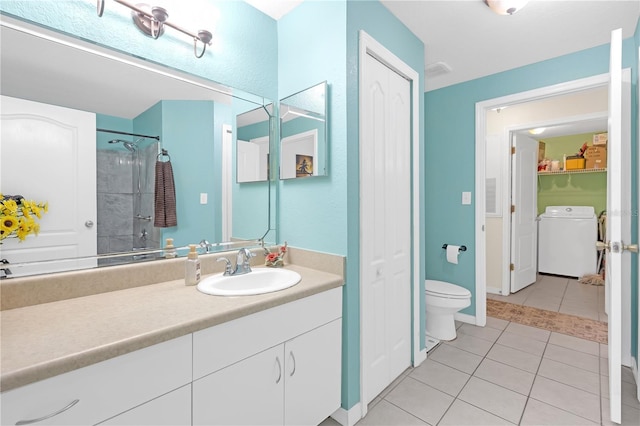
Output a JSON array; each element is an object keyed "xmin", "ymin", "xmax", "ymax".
[
  {"xmin": 279, "ymin": 81, "xmax": 328, "ymax": 179},
  {"xmin": 0, "ymin": 20, "xmax": 275, "ymax": 277}
]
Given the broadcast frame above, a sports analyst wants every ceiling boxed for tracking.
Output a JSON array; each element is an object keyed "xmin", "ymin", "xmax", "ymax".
[{"xmin": 248, "ymin": 0, "xmax": 640, "ymax": 92}]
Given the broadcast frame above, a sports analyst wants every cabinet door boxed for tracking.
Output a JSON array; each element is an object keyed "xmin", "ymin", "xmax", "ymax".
[
  {"xmin": 1, "ymin": 335, "xmax": 192, "ymax": 426},
  {"xmin": 193, "ymin": 345, "xmax": 284, "ymax": 426},
  {"xmin": 284, "ymin": 319, "xmax": 342, "ymax": 426},
  {"xmin": 98, "ymin": 385, "xmax": 191, "ymax": 425}
]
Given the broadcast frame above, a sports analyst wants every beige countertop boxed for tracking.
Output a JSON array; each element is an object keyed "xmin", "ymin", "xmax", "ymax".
[{"xmin": 1, "ymin": 264, "xmax": 343, "ymax": 393}]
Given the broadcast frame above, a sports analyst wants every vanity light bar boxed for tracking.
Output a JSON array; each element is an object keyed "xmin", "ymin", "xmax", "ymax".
[{"xmin": 96, "ymin": 0, "xmax": 213, "ymax": 59}]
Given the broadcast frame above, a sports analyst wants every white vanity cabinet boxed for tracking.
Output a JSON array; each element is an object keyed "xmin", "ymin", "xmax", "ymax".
[
  {"xmin": 192, "ymin": 287, "xmax": 342, "ymax": 426},
  {"xmin": 0, "ymin": 335, "xmax": 192, "ymax": 426}
]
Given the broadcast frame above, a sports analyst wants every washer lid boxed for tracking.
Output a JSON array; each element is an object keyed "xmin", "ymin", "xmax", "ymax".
[
  {"xmin": 425, "ymin": 280, "xmax": 471, "ymax": 298},
  {"xmin": 541, "ymin": 206, "xmax": 596, "ymax": 219}
]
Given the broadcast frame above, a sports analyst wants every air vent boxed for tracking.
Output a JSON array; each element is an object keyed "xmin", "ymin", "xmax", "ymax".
[{"xmin": 425, "ymin": 61, "xmax": 452, "ymax": 78}]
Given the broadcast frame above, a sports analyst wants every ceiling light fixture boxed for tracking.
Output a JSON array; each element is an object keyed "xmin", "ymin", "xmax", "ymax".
[
  {"xmin": 96, "ymin": 0, "xmax": 213, "ymax": 59},
  {"xmin": 529, "ymin": 127, "xmax": 546, "ymax": 135},
  {"xmin": 484, "ymin": 0, "xmax": 529, "ymax": 15}
]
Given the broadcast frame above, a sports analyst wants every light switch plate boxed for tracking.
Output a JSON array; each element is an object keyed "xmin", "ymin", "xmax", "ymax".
[
  {"xmin": 462, "ymin": 191, "xmax": 472, "ymax": 205},
  {"xmin": 200, "ymin": 193, "xmax": 208, "ymax": 204}
]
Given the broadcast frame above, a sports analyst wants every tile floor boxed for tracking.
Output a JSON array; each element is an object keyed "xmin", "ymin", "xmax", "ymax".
[
  {"xmin": 321, "ymin": 318, "xmax": 640, "ymax": 426},
  {"xmin": 487, "ymin": 273, "xmax": 606, "ymax": 322}
]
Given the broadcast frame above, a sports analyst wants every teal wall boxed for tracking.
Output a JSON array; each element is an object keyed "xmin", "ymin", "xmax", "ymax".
[
  {"xmin": 277, "ymin": 0, "xmax": 425, "ymax": 411},
  {"xmin": 425, "ymin": 39, "xmax": 638, "ymax": 319},
  {"xmin": 160, "ymin": 101, "xmax": 216, "ymax": 248}
]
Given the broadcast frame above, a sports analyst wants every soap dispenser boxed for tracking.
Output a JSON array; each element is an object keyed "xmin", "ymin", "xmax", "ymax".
[{"xmin": 185, "ymin": 244, "xmax": 201, "ymax": 286}]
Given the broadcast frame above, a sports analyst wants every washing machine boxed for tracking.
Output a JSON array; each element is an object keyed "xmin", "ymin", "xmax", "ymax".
[{"xmin": 538, "ymin": 206, "xmax": 598, "ymax": 278}]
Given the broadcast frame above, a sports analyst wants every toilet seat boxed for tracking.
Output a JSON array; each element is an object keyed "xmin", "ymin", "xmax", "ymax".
[{"xmin": 425, "ymin": 280, "xmax": 471, "ymax": 299}]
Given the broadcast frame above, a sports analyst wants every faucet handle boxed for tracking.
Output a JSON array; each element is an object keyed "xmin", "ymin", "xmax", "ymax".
[{"xmin": 217, "ymin": 257, "xmax": 233, "ymax": 275}]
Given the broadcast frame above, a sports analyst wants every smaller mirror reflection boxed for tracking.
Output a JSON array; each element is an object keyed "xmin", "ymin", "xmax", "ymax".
[
  {"xmin": 279, "ymin": 82, "xmax": 328, "ymax": 180},
  {"xmin": 236, "ymin": 104, "xmax": 273, "ymax": 183}
]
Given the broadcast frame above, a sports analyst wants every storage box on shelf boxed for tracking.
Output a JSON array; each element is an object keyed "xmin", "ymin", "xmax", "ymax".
[
  {"xmin": 565, "ymin": 156, "xmax": 586, "ymax": 170},
  {"xmin": 584, "ymin": 145, "xmax": 607, "ymax": 169}
]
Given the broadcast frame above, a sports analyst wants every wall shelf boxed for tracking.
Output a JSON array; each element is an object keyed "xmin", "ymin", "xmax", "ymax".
[{"xmin": 538, "ymin": 168, "xmax": 607, "ymax": 176}]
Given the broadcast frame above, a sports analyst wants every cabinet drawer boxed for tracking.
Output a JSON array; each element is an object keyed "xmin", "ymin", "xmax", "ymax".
[
  {"xmin": 98, "ymin": 384, "xmax": 191, "ymax": 426},
  {"xmin": 1, "ymin": 335, "xmax": 192, "ymax": 426},
  {"xmin": 193, "ymin": 287, "xmax": 342, "ymax": 380}
]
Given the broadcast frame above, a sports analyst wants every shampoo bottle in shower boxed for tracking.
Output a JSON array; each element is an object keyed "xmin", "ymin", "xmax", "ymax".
[{"xmin": 185, "ymin": 244, "xmax": 201, "ymax": 286}]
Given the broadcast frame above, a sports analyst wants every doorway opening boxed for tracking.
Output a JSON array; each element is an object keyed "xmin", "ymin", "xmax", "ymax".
[{"xmin": 475, "ymin": 70, "xmax": 632, "ymax": 366}]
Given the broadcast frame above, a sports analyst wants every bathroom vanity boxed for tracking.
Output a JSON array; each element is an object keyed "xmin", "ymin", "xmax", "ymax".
[{"xmin": 0, "ymin": 249, "xmax": 344, "ymax": 426}]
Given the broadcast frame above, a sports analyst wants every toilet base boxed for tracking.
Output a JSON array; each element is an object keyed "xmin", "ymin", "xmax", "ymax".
[{"xmin": 425, "ymin": 310, "xmax": 458, "ymax": 341}]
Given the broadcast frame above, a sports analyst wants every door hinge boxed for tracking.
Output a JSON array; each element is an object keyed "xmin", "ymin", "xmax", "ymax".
[
  {"xmin": 511, "ymin": 146, "xmax": 516, "ymax": 155},
  {"xmin": 510, "ymin": 263, "xmax": 515, "ymax": 271},
  {"xmin": 511, "ymin": 205, "xmax": 515, "ymax": 213}
]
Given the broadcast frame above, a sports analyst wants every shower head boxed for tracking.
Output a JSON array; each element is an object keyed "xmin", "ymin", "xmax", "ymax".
[{"xmin": 108, "ymin": 139, "xmax": 137, "ymax": 152}]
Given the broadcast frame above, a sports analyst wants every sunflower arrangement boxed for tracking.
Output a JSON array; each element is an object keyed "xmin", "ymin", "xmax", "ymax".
[{"xmin": 0, "ymin": 194, "xmax": 49, "ymax": 243}]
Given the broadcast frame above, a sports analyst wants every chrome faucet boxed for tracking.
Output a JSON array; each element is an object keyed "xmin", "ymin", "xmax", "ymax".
[
  {"xmin": 200, "ymin": 239, "xmax": 211, "ymax": 253},
  {"xmin": 233, "ymin": 248, "xmax": 254, "ymax": 275},
  {"xmin": 217, "ymin": 248, "xmax": 255, "ymax": 276}
]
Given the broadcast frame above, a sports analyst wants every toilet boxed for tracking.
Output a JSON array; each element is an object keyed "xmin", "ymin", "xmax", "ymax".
[{"xmin": 425, "ymin": 280, "xmax": 472, "ymax": 341}]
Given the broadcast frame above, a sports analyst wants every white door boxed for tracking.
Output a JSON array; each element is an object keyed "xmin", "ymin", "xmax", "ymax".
[
  {"xmin": 510, "ymin": 134, "xmax": 538, "ymax": 292},
  {"xmin": 605, "ymin": 27, "xmax": 623, "ymax": 424},
  {"xmin": 361, "ymin": 52, "xmax": 411, "ymax": 406},
  {"xmin": 236, "ymin": 139, "xmax": 261, "ymax": 182},
  {"xmin": 0, "ymin": 95, "xmax": 96, "ymax": 276}
]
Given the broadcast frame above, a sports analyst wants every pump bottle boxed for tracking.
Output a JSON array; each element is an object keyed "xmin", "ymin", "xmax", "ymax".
[{"xmin": 185, "ymin": 244, "xmax": 201, "ymax": 286}]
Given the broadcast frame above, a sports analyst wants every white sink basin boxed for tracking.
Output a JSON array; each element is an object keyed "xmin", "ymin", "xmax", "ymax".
[{"xmin": 197, "ymin": 268, "xmax": 302, "ymax": 296}]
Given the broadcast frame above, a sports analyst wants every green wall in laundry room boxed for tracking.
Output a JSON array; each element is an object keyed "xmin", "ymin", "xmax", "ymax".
[{"xmin": 537, "ymin": 132, "xmax": 607, "ymax": 216}]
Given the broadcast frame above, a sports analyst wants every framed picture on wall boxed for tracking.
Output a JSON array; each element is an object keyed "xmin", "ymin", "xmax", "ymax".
[{"xmin": 296, "ymin": 155, "xmax": 313, "ymax": 178}]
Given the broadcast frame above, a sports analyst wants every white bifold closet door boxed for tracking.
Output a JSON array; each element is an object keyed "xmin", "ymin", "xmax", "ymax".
[{"xmin": 361, "ymin": 52, "xmax": 411, "ymax": 407}]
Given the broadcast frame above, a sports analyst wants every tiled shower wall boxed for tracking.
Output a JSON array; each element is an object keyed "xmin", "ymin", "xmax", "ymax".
[{"xmin": 96, "ymin": 142, "xmax": 160, "ymax": 255}]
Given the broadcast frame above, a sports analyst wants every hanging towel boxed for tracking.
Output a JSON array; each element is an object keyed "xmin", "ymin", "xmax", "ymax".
[{"xmin": 154, "ymin": 159, "xmax": 178, "ymax": 227}]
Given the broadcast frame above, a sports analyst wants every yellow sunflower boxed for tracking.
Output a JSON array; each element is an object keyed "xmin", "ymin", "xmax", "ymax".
[
  {"xmin": 1, "ymin": 215, "xmax": 19, "ymax": 233},
  {"xmin": 2, "ymin": 199, "xmax": 18, "ymax": 215}
]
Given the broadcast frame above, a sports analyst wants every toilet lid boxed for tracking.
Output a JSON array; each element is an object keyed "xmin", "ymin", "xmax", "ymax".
[{"xmin": 425, "ymin": 280, "xmax": 471, "ymax": 298}]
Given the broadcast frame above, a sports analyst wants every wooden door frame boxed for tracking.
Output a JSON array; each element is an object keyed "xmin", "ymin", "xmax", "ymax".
[{"xmin": 357, "ymin": 30, "xmax": 423, "ymax": 421}]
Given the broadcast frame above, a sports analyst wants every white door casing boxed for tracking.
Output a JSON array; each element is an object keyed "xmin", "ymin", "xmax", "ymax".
[
  {"xmin": 1, "ymin": 95, "xmax": 96, "ymax": 276},
  {"xmin": 510, "ymin": 133, "xmax": 538, "ymax": 292},
  {"xmin": 221, "ymin": 124, "xmax": 233, "ymax": 241},
  {"xmin": 606, "ymin": 27, "xmax": 622, "ymax": 425}
]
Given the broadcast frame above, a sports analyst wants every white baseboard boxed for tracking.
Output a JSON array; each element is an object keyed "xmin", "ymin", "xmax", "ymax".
[
  {"xmin": 414, "ymin": 348, "xmax": 427, "ymax": 366},
  {"xmin": 331, "ymin": 402, "xmax": 362, "ymax": 426},
  {"xmin": 454, "ymin": 312, "xmax": 476, "ymax": 325},
  {"xmin": 632, "ymin": 356, "xmax": 640, "ymax": 403},
  {"xmin": 486, "ymin": 287, "xmax": 502, "ymax": 295}
]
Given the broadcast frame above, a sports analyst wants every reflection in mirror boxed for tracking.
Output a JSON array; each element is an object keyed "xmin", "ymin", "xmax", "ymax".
[
  {"xmin": 0, "ymin": 20, "xmax": 274, "ymax": 277},
  {"xmin": 279, "ymin": 82, "xmax": 328, "ymax": 180},
  {"xmin": 236, "ymin": 104, "xmax": 274, "ymax": 183}
]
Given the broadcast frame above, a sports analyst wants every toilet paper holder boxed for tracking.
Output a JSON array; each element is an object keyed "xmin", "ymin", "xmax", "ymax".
[{"xmin": 442, "ymin": 244, "xmax": 467, "ymax": 252}]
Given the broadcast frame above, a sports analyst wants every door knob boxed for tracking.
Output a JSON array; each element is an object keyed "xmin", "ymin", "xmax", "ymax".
[
  {"xmin": 624, "ymin": 243, "xmax": 639, "ymax": 253},
  {"xmin": 85, "ymin": 220, "xmax": 94, "ymax": 228},
  {"xmin": 596, "ymin": 241, "xmax": 609, "ymax": 251}
]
